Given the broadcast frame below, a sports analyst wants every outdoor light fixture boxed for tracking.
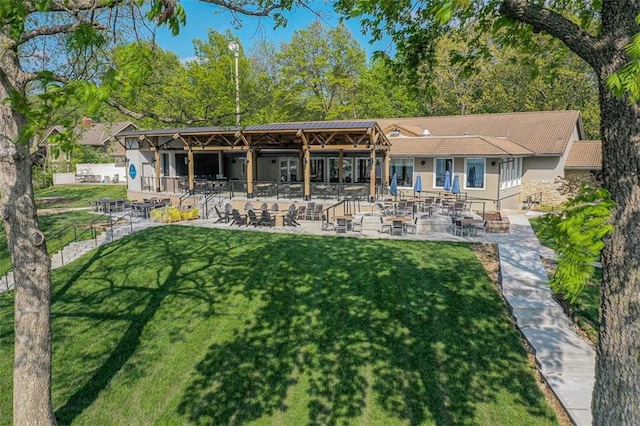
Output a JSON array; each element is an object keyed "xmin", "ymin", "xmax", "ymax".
[{"xmin": 421, "ymin": 160, "xmax": 426, "ymax": 165}]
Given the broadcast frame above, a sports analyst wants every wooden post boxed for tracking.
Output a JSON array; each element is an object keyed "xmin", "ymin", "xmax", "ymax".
[
  {"xmin": 338, "ymin": 149, "xmax": 344, "ymax": 184},
  {"xmin": 154, "ymin": 145, "xmax": 161, "ymax": 193},
  {"xmin": 383, "ymin": 150, "xmax": 390, "ymax": 187},
  {"xmin": 369, "ymin": 148, "xmax": 376, "ymax": 201},
  {"xmin": 187, "ymin": 149, "xmax": 195, "ymax": 191},
  {"xmin": 304, "ymin": 148, "xmax": 311, "ymax": 200},
  {"xmin": 246, "ymin": 149, "xmax": 254, "ymax": 197}
]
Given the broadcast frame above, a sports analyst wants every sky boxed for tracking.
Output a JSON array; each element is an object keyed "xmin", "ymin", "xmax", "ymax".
[{"xmin": 153, "ymin": 0, "xmax": 393, "ymax": 61}]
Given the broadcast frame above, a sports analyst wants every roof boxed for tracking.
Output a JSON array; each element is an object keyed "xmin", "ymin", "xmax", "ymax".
[
  {"xmin": 376, "ymin": 110, "xmax": 582, "ymax": 155},
  {"xmin": 78, "ymin": 122, "xmax": 136, "ymax": 146},
  {"xmin": 390, "ymin": 136, "xmax": 533, "ymax": 157},
  {"xmin": 565, "ymin": 140, "xmax": 602, "ymax": 169}
]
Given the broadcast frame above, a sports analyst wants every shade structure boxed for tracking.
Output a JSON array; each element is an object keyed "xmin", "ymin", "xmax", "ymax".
[
  {"xmin": 452, "ymin": 173, "xmax": 461, "ymax": 194},
  {"xmin": 414, "ymin": 174, "xmax": 423, "ymax": 194},
  {"xmin": 390, "ymin": 172, "xmax": 398, "ymax": 196},
  {"xmin": 443, "ymin": 170, "xmax": 451, "ymax": 192}
]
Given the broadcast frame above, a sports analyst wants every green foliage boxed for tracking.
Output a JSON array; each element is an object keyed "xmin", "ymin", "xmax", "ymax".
[
  {"xmin": 31, "ymin": 166, "xmax": 53, "ymax": 190},
  {"xmin": 0, "ymin": 227, "xmax": 559, "ymax": 425},
  {"xmin": 606, "ymin": 18, "xmax": 640, "ymax": 103},
  {"xmin": 537, "ymin": 184, "xmax": 614, "ymax": 302}
]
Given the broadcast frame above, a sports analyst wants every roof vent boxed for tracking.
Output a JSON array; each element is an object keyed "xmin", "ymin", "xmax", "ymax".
[
  {"xmin": 421, "ymin": 129, "xmax": 431, "ymax": 136},
  {"xmin": 389, "ymin": 128, "xmax": 400, "ymax": 137}
]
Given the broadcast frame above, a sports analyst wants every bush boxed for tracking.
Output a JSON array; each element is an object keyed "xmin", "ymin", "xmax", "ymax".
[{"xmin": 32, "ymin": 166, "xmax": 53, "ymax": 190}]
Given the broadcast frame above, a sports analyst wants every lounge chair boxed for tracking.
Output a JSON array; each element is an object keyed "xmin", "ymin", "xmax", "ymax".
[
  {"xmin": 247, "ymin": 210, "xmax": 261, "ymax": 227},
  {"xmin": 214, "ymin": 206, "xmax": 228, "ymax": 223},
  {"xmin": 260, "ymin": 210, "xmax": 275, "ymax": 227},
  {"xmin": 230, "ymin": 209, "xmax": 247, "ymax": 226},
  {"xmin": 283, "ymin": 209, "xmax": 299, "ymax": 226}
]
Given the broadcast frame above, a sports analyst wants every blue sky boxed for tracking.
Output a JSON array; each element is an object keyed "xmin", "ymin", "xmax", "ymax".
[{"xmin": 153, "ymin": 0, "xmax": 393, "ymax": 61}]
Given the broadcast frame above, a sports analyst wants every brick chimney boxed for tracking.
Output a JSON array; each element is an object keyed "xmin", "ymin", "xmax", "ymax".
[{"xmin": 81, "ymin": 117, "xmax": 93, "ymax": 128}]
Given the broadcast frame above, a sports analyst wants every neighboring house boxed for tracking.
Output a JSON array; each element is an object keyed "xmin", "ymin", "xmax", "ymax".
[
  {"xmin": 120, "ymin": 110, "xmax": 601, "ymax": 209},
  {"xmin": 564, "ymin": 140, "xmax": 602, "ymax": 178},
  {"xmin": 36, "ymin": 119, "xmax": 136, "ymax": 171}
]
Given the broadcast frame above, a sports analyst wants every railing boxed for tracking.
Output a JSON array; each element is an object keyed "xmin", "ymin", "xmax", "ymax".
[
  {"xmin": 525, "ymin": 192, "xmax": 543, "ymax": 209},
  {"xmin": 320, "ymin": 197, "xmax": 364, "ymax": 229},
  {"xmin": 201, "ymin": 182, "xmax": 233, "ymax": 219},
  {"xmin": 109, "ymin": 214, "xmax": 133, "ymax": 241}
]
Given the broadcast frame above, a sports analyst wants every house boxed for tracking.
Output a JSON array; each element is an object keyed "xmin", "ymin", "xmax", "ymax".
[
  {"xmin": 120, "ymin": 110, "xmax": 599, "ymax": 209},
  {"xmin": 36, "ymin": 119, "xmax": 137, "ymax": 171}
]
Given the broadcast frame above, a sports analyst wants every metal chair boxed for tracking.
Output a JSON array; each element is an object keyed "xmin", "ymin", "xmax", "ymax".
[
  {"xmin": 335, "ymin": 218, "xmax": 348, "ymax": 234},
  {"xmin": 391, "ymin": 220, "xmax": 405, "ymax": 236}
]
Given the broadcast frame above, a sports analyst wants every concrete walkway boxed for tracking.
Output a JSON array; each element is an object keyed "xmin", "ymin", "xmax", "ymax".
[{"xmin": 498, "ymin": 213, "xmax": 594, "ymax": 426}]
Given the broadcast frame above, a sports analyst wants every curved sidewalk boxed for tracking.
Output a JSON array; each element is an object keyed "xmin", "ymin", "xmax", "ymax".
[{"xmin": 500, "ymin": 213, "xmax": 594, "ymax": 426}]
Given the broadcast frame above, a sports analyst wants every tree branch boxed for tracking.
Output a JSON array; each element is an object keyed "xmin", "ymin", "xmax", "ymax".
[
  {"xmin": 106, "ymin": 99, "xmax": 206, "ymax": 125},
  {"xmin": 25, "ymin": 0, "xmax": 125, "ymax": 12},
  {"xmin": 499, "ymin": 0, "xmax": 599, "ymax": 66},
  {"xmin": 19, "ymin": 21, "xmax": 103, "ymax": 45},
  {"xmin": 197, "ymin": 0, "xmax": 284, "ymax": 17}
]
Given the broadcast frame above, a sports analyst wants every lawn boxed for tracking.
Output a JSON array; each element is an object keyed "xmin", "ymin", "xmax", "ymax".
[
  {"xmin": 0, "ymin": 227, "xmax": 559, "ymax": 425},
  {"xmin": 35, "ymin": 184, "xmax": 127, "ymax": 209},
  {"xmin": 0, "ymin": 211, "xmax": 112, "ymax": 275}
]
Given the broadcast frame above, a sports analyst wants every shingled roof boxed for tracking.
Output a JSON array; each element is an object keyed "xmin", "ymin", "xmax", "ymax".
[
  {"xmin": 390, "ymin": 136, "xmax": 533, "ymax": 157},
  {"xmin": 565, "ymin": 140, "xmax": 602, "ymax": 169},
  {"xmin": 77, "ymin": 122, "xmax": 135, "ymax": 146},
  {"xmin": 376, "ymin": 110, "xmax": 582, "ymax": 155}
]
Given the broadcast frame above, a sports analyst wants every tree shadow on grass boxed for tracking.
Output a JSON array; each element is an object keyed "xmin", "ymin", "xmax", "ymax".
[
  {"xmin": 52, "ymin": 226, "xmax": 256, "ymax": 424},
  {"xmin": 176, "ymin": 232, "xmax": 557, "ymax": 425}
]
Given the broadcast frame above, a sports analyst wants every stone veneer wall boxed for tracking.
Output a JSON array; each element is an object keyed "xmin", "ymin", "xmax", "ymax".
[{"xmin": 520, "ymin": 179, "xmax": 567, "ymax": 206}]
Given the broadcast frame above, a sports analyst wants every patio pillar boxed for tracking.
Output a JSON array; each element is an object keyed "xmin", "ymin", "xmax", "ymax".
[
  {"xmin": 218, "ymin": 152, "xmax": 224, "ymax": 178},
  {"xmin": 383, "ymin": 150, "xmax": 390, "ymax": 187},
  {"xmin": 246, "ymin": 148, "xmax": 254, "ymax": 197},
  {"xmin": 369, "ymin": 148, "xmax": 376, "ymax": 201},
  {"xmin": 304, "ymin": 148, "xmax": 311, "ymax": 200},
  {"xmin": 154, "ymin": 147, "xmax": 161, "ymax": 193},
  {"xmin": 338, "ymin": 149, "xmax": 344, "ymax": 184},
  {"xmin": 187, "ymin": 149, "xmax": 195, "ymax": 191}
]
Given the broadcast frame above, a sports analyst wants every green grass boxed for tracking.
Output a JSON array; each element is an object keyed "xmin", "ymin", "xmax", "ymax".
[
  {"xmin": 35, "ymin": 185, "xmax": 127, "ymax": 209},
  {"xmin": 0, "ymin": 211, "xmax": 111, "ymax": 275},
  {"xmin": 0, "ymin": 227, "xmax": 559, "ymax": 425}
]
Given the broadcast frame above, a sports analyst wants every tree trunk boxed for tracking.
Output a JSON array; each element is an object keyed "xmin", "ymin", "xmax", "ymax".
[
  {"xmin": 0, "ymin": 81, "xmax": 57, "ymax": 424},
  {"xmin": 592, "ymin": 81, "xmax": 640, "ymax": 424}
]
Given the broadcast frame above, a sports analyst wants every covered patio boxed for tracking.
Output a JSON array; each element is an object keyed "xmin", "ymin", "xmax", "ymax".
[{"xmin": 120, "ymin": 121, "xmax": 392, "ymax": 202}]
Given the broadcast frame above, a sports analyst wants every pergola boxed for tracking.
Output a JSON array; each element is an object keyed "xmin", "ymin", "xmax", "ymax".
[{"xmin": 120, "ymin": 121, "xmax": 392, "ymax": 201}]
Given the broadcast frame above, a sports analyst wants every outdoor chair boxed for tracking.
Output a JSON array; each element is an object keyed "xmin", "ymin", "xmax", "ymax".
[
  {"xmin": 214, "ymin": 206, "xmax": 228, "ymax": 223},
  {"xmin": 472, "ymin": 220, "xmax": 487, "ymax": 237},
  {"xmin": 283, "ymin": 210, "xmax": 299, "ymax": 226},
  {"xmin": 391, "ymin": 220, "xmax": 405, "ymax": 236},
  {"xmin": 244, "ymin": 202, "xmax": 254, "ymax": 211},
  {"xmin": 335, "ymin": 218, "xmax": 348, "ymax": 234},
  {"xmin": 311, "ymin": 204, "xmax": 323, "ymax": 221},
  {"xmin": 270, "ymin": 203, "xmax": 279, "ymax": 212},
  {"xmin": 296, "ymin": 205, "xmax": 306, "ymax": 220},
  {"xmin": 380, "ymin": 217, "xmax": 392, "ymax": 234},
  {"xmin": 377, "ymin": 202, "xmax": 393, "ymax": 216},
  {"xmin": 405, "ymin": 218, "xmax": 417, "ymax": 234},
  {"xmin": 230, "ymin": 209, "xmax": 247, "ymax": 226},
  {"xmin": 351, "ymin": 216, "xmax": 363, "ymax": 232},
  {"xmin": 260, "ymin": 210, "xmax": 275, "ymax": 227},
  {"xmin": 247, "ymin": 210, "xmax": 261, "ymax": 227},
  {"xmin": 452, "ymin": 218, "xmax": 469, "ymax": 236},
  {"xmin": 453, "ymin": 201, "xmax": 465, "ymax": 217},
  {"xmin": 260, "ymin": 202, "xmax": 268, "ymax": 212},
  {"xmin": 321, "ymin": 214, "xmax": 334, "ymax": 231},
  {"xmin": 305, "ymin": 202, "xmax": 316, "ymax": 220}
]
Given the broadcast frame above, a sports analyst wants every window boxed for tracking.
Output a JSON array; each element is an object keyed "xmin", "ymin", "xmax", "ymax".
[
  {"xmin": 465, "ymin": 158, "xmax": 485, "ymax": 189},
  {"xmin": 390, "ymin": 158, "xmax": 414, "ymax": 186},
  {"xmin": 434, "ymin": 158, "xmax": 453, "ymax": 187},
  {"xmin": 328, "ymin": 158, "xmax": 353, "ymax": 182},
  {"xmin": 499, "ymin": 158, "xmax": 522, "ymax": 189},
  {"xmin": 279, "ymin": 157, "xmax": 298, "ymax": 182}
]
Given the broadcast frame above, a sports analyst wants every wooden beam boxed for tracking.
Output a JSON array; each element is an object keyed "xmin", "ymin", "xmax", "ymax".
[
  {"xmin": 369, "ymin": 148, "xmax": 376, "ymax": 201},
  {"xmin": 188, "ymin": 149, "xmax": 195, "ymax": 191},
  {"xmin": 338, "ymin": 150, "xmax": 344, "ymax": 184},
  {"xmin": 246, "ymin": 149, "xmax": 254, "ymax": 197},
  {"xmin": 154, "ymin": 147, "xmax": 161, "ymax": 192}
]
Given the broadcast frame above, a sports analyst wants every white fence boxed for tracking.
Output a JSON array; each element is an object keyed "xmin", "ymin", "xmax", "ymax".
[{"xmin": 53, "ymin": 163, "xmax": 127, "ymax": 185}]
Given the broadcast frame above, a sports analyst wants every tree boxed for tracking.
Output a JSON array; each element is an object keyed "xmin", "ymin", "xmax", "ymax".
[
  {"xmin": 275, "ymin": 22, "xmax": 367, "ymax": 120},
  {"xmin": 0, "ymin": 1, "xmax": 184, "ymax": 423},
  {"xmin": 333, "ymin": 0, "xmax": 640, "ymax": 422}
]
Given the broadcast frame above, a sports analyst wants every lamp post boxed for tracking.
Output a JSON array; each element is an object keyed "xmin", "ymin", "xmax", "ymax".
[{"xmin": 228, "ymin": 41, "xmax": 240, "ymax": 126}]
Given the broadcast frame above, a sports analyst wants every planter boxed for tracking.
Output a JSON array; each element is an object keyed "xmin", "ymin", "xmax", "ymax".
[{"xmin": 485, "ymin": 211, "xmax": 510, "ymax": 233}]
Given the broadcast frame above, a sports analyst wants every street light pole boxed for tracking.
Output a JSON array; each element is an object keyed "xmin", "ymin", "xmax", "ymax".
[{"xmin": 228, "ymin": 41, "xmax": 240, "ymax": 126}]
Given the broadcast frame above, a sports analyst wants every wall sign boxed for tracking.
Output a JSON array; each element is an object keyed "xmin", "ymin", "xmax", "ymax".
[{"xmin": 128, "ymin": 164, "xmax": 137, "ymax": 180}]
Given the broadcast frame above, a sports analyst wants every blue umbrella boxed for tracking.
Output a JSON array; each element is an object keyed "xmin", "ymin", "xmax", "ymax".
[
  {"xmin": 452, "ymin": 173, "xmax": 461, "ymax": 195},
  {"xmin": 390, "ymin": 172, "xmax": 398, "ymax": 196},
  {"xmin": 443, "ymin": 170, "xmax": 451, "ymax": 192},
  {"xmin": 414, "ymin": 174, "xmax": 422, "ymax": 195}
]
